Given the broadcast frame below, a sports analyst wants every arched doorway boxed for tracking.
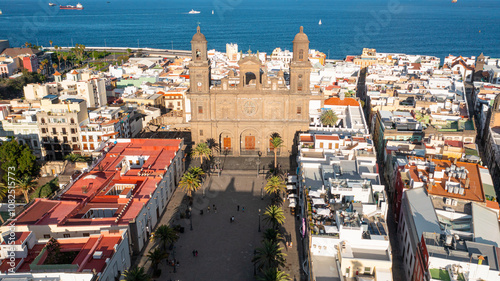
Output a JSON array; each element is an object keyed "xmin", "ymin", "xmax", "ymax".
[
  {"xmin": 245, "ymin": 72, "xmax": 257, "ymax": 86},
  {"xmin": 219, "ymin": 131, "xmax": 233, "ymax": 156},
  {"xmin": 240, "ymin": 129, "xmax": 259, "ymax": 155}
]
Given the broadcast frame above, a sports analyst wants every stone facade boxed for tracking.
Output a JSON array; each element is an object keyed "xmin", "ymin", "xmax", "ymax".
[{"xmin": 188, "ymin": 26, "xmax": 313, "ymax": 156}]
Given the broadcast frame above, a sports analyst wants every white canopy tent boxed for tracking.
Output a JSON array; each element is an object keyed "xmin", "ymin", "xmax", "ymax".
[{"xmin": 312, "ymin": 198, "xmax": 326, "ymax": 206}]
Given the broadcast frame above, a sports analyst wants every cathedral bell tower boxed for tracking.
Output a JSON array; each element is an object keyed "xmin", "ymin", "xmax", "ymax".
[
  {"xmin": 190, "ymin": 26, "xmax": 210, "ymax": 93},
  {"xmin": 290, "ymin": 26, "xmax": 311, "ymax": 94}
]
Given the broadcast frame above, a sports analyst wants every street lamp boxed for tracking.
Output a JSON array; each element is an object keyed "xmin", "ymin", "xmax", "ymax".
[
  {"xmin": 258, "ymin": 209, "xmax": 261, "ymax": 232},
  {"xmin": 189, "ymin": 206, "xmax": 193, "ymax": 230},
  {"xmin": 173, "ymin": 246, "xmax": 176, "ymax": 273}
]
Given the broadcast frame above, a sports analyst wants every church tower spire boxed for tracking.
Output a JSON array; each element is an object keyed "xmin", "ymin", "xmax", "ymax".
[
  {"xmin": 189, "ymin": 26, "xmax": 210, "ymax": 93},
  {"xmin": 290, "ymin": 26, "xmax": 311, "ymax": 94}
]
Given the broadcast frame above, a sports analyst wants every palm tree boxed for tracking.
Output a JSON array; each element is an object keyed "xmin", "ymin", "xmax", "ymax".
[
  {"xmin": 269, "ymin": 133, "xmax": 284, "ymax": 169},
  {"xmin": 49, "ymin": 40, "xmax": 53, "ymax": 47},
  {"xmin": 191, "ymin": 142, "xmax": 212, "ymax": 166},
  {"xmin": 252, "ymin": 239, "xmax": 287, "ymax": 270},
  {"xmin": 178, "ymin": 172, "xmax": 201, "ymax": 198},
  {"xmin": 151, "ymin": 224, "xmax": 179, "ymax": 250},
  {"xmin": 147, "ymin": 248, "xmax": 168, "ymax": 274},
  {"xmin": 206, "ymin": 138, "xmax": 220, "ymax": 156},
  {"xmin": 264, "ymin": 176, "xmax": 286, "ymax": 201},
  {"xmin": 16, "ymin": 175, "xmax": 37, "ymax": 203},
  {"xmin": 52, "ymin": 63, "xmax": 58, "ymax": 72},
  {"xmin": 188, "ymin": 166, "xmax": 205, "ymax": 180},
  {"xmin": 262, "ymin": 228, "xmax": 283, "ymax": 244},
  {"xmin": 257, "ymin": 267, "xmax": 291, "ymax": 281},
  {"xmin": 63, "ymin": 54, "xmax": 68, "ymax": 69},
  {"xmin": 122, "ymin": 266, "xmax": 151, "ymax": 281},
  {"xmin": 263, "ymin": 205, "xmax": 285, "ymax": 229},
  {"xmin": 320, "ymin": 109, "xmax": 338, "ymax": 127}
]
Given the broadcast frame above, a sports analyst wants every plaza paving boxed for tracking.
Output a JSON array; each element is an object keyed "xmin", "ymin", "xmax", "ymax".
[{"xmin": 135, "ymin": 170, "xmax": 303, "ymax": 280}]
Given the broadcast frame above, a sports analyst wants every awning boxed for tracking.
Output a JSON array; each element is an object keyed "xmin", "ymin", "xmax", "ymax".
[
  {"xmin": 289, "ymin": 198, "xmax": 297, "ymax": 208},
  {"xmin": 316, "ymin": 208, "xmax": 330, "ymax": 216},
  {"xmin": 309, "ymin": 190, "xmax": 322, "ymax": 198},
  {"xmin": 324, "ymin": 225, "xmax": 337, "ymax": 234},
  {"xmin": 288, "ymin": 194, "xmax": 299, "ymax": 199},
  {"xmin": 312, "ymin": 198, "xmax": 326, "ymax": 206},
  {"xmin": 288, "ymin": 175, "xmax": 297, "ymax": 184},
  {"xmin": 287, "ymin": 184, "xmax": 296, "ymax": 191}
]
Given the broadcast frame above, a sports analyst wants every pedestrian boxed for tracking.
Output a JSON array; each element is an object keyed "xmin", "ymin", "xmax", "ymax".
[
  {"xmin": 200, "ymin": 210, "xmax": 203, "ymax": 215},
  {"xmin": 213, "ymin": 204, "xmax": 215, "ymax": 209},
  {"xmin": 192, "ymin": 250, "xmax": 196, "ymax": 257},
  {"xmin": 237, "ymin": 205, "xmax": 240, "ymax": 211},
  {"xmin": 195, "ymin": 250, "xmax": 198, "ymax": 257},
  {"xmin": 231, "ymin": 216, "xmax": 235, "ymax": 222},
  {"xmin": 242, "ymin": 206, "xmax": 245, "ymax": 212},
  {"xmin": 230, "ymin": 216, "xmax": 232, "ymax": 223},
  {"xmin": 214, "ymin": 207, "xmax": 217, "ymax": 213},
  {"xmin": 177, "ymin": 261, "xmax": 180, "ymax": 268},
  {"xmin": 207, "ymin": 206, "xmax": 210, "ymax": 213}
]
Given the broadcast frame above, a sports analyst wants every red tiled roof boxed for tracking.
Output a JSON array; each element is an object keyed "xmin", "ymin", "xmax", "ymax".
[
  {"xmin": 315, "ymin": 135, "xmax": 340, "ymax": 141},
  {"xmin": 300, "ymin": 135, "xmax": 313, "ymax": 142},
  {"xmin": 53, "ymin": 71, "xmax": 61, "ymax": 76},
  {"xmin": 324, "ymin": 97, "xmax": 360, "ymax": 107}
]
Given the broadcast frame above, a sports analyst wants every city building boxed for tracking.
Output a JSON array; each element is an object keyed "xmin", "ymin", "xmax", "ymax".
[
  {"xmin": 0, "ymin": 229, "xmax": 130, "ymax": 281},
  {"xmin": 1, "ymin": 139, "xmax": 185, "ymax": 255},
  {"xmin": 36, "ymin": 95, "xmax": 89, "ymax": 160}
]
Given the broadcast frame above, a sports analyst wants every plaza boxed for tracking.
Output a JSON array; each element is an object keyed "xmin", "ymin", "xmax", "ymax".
[{"xmin": 135, "ymin": 170, "xmax": 303, "ymax": 280}]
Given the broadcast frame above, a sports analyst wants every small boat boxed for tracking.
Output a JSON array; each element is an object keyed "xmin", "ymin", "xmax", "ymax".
[
  {"xmin": 452, "ymin": 0, "xmax": 457, "ymax": 2},
  {"xmin": 0, "ymin": 10, "xmax": 2, "ymax": 15},
  {"xmin": 60, "ymin": 3, "xmax": 83, "ymax": 9},
  {"xmin": 212, "ymin": 10, "xmax": 214, "ymax": 14},
  {"xmin": 188, "ymin": 9, "xmax": 200, "ymax": 14},
  {"xmin": 319, "ymin": 19, "xmax": 322, "ymax": 25},
  {"xmin": 49, "ymin": 3, "xmax": 57, "ymax": 6}
]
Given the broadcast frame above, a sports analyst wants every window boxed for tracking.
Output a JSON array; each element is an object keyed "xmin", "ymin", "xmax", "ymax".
[
  {"xmin": 89, "ymin": 136, "xmax": 94, "ymax": 142},
  {"xmin": 72, "ymin": 144, "xmax": 79, "ymax": 150},
  {"xmin": 82, "ymin": 136, "xmax": 87, "ymax": 142},
  {"xmin": 364, "ymin": 267, "xmax": 371, "ymax": 274},
  {"xmin": 319, "ymin": 142, "xmax": 324, "ymax": 148},
  {"xmin": 52, "ymin": 128, "xmax": 57, "ymax": 134},
  {"xmin": 72, "ymin": 137, "xmax": 77, "ymax": 142},
  {"xmin": 63, "ymin": 234, "xmax": 70, "ymax": 238},
  {"xmin": 297, "ymin": 106, "xmax": 302, "ymax": 115},
  {"xmin": 54, "ymin": 137, "xmax": 58, "ymax": 143},
  {"xmin": 298, "ymin": 82, "xmax": 303, "ymax": 91},
  {"xmin": 83, "ymin": 144, "xmax": 88, "ymax": 150},
  {"xmin": 62, "ymin": 128, "xmax": 67, "ymax": 134},
  {"xmin": 42, "ymin": 137, "xmax": 48, "ymax": 142},
  {"xmin": 43, "ymin": 234, "xmax": 50, "ymax": 239},
  {"xmin": 83, "ymin": 233, "xmax": 90, "ymax": 237},
  {"xmin": 97, "ymin": 136, "xmax": 102, "ymax": 141},
  {"xmin": 198, "ymin": 106, "xmax": 203, "ymax": 114},
  {"xmin": 41, "ymin": 128, "xmax": 47, "ymax": 134},
  {"xmin": 41, "ymin": 118, "xmax": 46, "ymax": 124},
  {"xmin": 200, "ymin": 129, "xmax": 203, "ymax": 136},
  {"xmin": 177, "ymin": 102, "xmax": 181, "ymax": 106},
  {"xmin": 90, "ymin": 143, "xmax": 95, "ymax": 150},
  {"xmin": 299, "ymin": 49, "xmax": 304, "ymax": 60},
  {"xmin": 328, "ymin": 143, "xmax": 332, "ymax": 149},
  {"xmin": 63, "ymin": 136, "xmax": 68, "ymax": 143},
  {"xmin": 33, "ymin": 140, "xmax": 38, "ymax": 148},
  {"xmin": 196, "ymin": 49, "xmax": 201, "ymax": 60}
]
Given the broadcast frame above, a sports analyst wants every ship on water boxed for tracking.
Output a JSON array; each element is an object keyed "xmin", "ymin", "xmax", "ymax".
[
  {"xmin": 188, "ymin": 9, "xmax": 200, "ymax": 14},
  {"xmin": 49, "ymin": 3, "xmax": 57, "ymax": 6},
  {"xmin": 60, "ymin": 3, "xmax": 83, "ymax": 10}
]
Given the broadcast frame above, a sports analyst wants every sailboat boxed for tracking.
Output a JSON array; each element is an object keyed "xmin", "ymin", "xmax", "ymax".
[
  {"xmin": 212, "ymin": 10, "xmax": 214, "ymax": 14},
  {"xmin": 319, "ymin": 19, "xmax": 322, "ymax": 25}
]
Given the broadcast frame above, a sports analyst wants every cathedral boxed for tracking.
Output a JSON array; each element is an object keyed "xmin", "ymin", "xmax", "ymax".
[{"xmin": 188, "ymin": 26, "xmax": 313, "ymax": 157}]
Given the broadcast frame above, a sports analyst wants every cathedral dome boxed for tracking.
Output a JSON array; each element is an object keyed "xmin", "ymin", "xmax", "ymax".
[
  {"xmin": 191, "ymin": 26, "xmax": 207, "ymax": 42},
  {"xmin": 293, "ymin": 26, "xmax": 309, "ymax": 43}
]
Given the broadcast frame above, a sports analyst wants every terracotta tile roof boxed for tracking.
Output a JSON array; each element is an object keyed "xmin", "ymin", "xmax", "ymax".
[
  {"xmin": 315, "ymin": 135, "xmax": 340, "ymax": 141},
  {"xmin": 324, "ymin": 97, "xmax": 360, "ymax": 107},
  {"xmin": 0, "ymin": 48, "xmax": 41, "ymax": 57},
  {"xmin": 53, "ymin": 71, "xmax": 61, "ymax": 76},
  {"xmin": 408, "ymin": 158, "xmax": 485, "ymax": 202},
  {"xmin": 300, "ymin": 135, "xmax": 313, "ymax": 142},
  {"xmin": 70, "ymin": 70, "xmax": 78, "ymax": 75}
]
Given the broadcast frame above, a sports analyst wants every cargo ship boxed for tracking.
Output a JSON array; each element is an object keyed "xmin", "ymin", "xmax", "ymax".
[
  {"xmin": 49, "ymin": 3, "xmax": 57, "ymax": 6},
  {"xmin": 60, "ymin": 3, "xmax": 83, "ymax": 10}
]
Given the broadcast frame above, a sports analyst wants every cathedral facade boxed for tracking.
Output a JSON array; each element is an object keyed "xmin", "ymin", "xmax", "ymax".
[{"xmin": 188, "ymin": 26, "xmax": 312, "ymax": 157}]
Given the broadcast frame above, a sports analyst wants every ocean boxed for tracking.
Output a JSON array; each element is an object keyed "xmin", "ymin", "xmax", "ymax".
[{"xmin": 0, "ymin": 0, "xmax": 498, "ymax": 60}]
